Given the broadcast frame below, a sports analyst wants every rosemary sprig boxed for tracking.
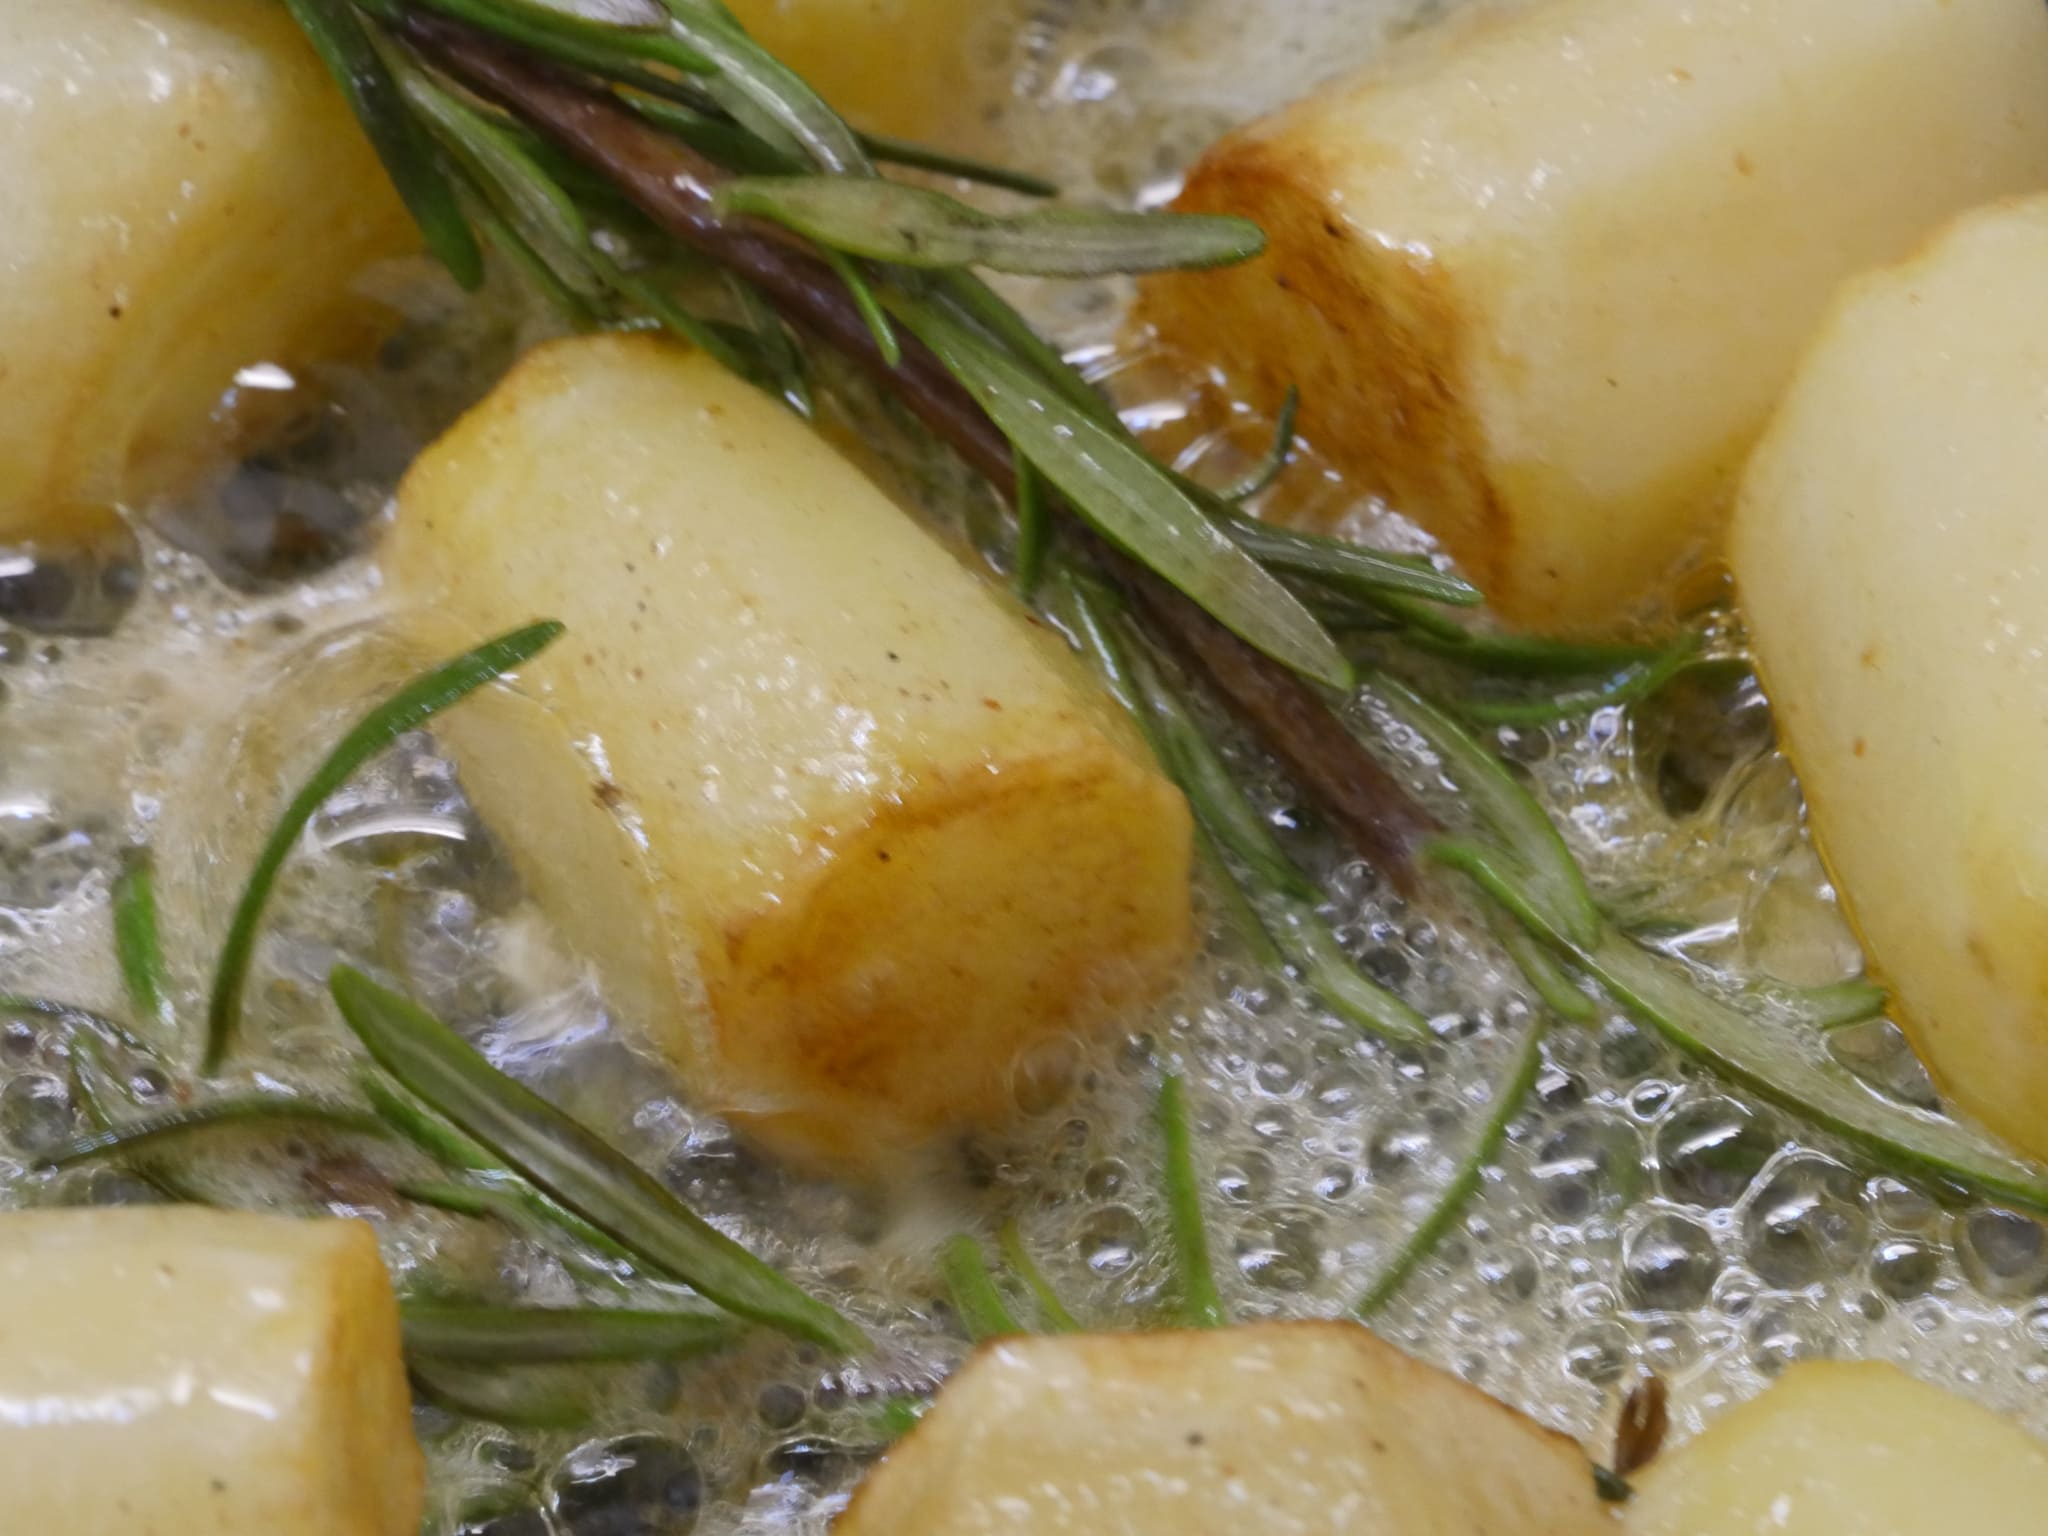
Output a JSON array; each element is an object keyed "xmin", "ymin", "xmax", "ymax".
[
  {"xmin": 997, "ymin": 1219, "xmax": 1080, "ymax": 1333},
  {"xmin": 938, "ymin": 1235, "xmax": 1025, "ymax": 1343},
  {"xmin": 282, "ymin": 0, "xmax": 483, "ymax": 286},
  {"xmin": 111, "ymin": 849, "xmax": 176, "ymax": 1042},
  {"xmin": 1157, "ymin": 1072, "xmax": 1225, "ymax": 1328},
  {"xmin": 1063, "ymin": 574, "xmax": 1429, "ymax": 1044},
  {"xmin": 366, "ymin": 1069, "xmax": 641, "ymax": 1276},
  {"xmin": 1362, "ymin": 671, "xmax": 1599, "ymax": 947},
  {"xmin": 34, "ymin": 1095, "xmax": 388, "ymax": 1172},
  {"xmin": 896, "ymin": 294, "xmax": 1352, "ymax": 690},
  {"xmin": 329, "ymin": 967, "xmax": 865, "ymax": 1351},
  {"xmin": 1356, "ymin": 1018, "xmax": 1548, "ymax": 1315},
  {"xmin": 205, "ymin": 620, "xmax": 564, "ymax": 1073},
  {"xmin": 401, "ymin": 1301, "xmax": 738, "ymax": 1363},
  {"xmin": 715, "ymin": 176, "xmax": 1266, "ymax": 275},
  {"xmin": 1443, "ymin": 851, "xmax": 2048, "ymax": 1213}
]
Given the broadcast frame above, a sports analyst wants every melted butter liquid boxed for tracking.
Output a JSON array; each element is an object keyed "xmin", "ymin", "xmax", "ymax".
[{"xmin": 3, "ymin": 4, "xmax": 2047, "ymax": 1533}]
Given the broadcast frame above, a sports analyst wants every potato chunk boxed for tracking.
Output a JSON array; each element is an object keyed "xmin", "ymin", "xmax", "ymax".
[
  {"xmin": 0, "ymin": 0, "xmax": 414, "ymax": 548},
  {"xmin": 1629, "ymin": 1362, "xmax": 2048, "ymax": 1534},
  {"xmin": 723, "ymin": 0, "xmax": 985, "ymax": 140},
  {"xmin": 838, "ymin": 1322, "xmax": 1613, "ymax": 1535},
  {"xmin": 0, "ymin": 1208, "xmax": 422, "ymax": 1536},
  {"xmin": 1143, "ymin": 0, "xmax": 2048, "ymax": 632},
  {"xmin": 1732, "ymin": 195, "xmax": 2048, "ymax": 1164},
  {"xmin": 387, "ymin": 335, "xmax": 1192, "ymax": 1171}
]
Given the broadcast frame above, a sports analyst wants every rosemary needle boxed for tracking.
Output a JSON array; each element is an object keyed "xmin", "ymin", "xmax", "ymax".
[
  {"xmin": 330, "ymin": 967, "xmax": 865, "ymax": 1352},
  {"xmin": 400, "ymin": 1301, "xmax": 739, "ymax": 1364},
  {"xmin": 997, "ymin": 1219, "xmax": 1081, "ymax": 1333},
  {"xmin": 35, "ymin": 1096, "xmax": 388, "ymax": 1172},
  {"xmin": 205, "ymin": 620, "xmax": 564, "ymax": 1073},
  {"xmin": 1158, "ymin": 1072, "xmax": 1225, "ymax": 1328},
  {"xmin": 111, "ymin": 848, "xmax": 176, "ymax": 1043},
  {"xmin": 1356, "ymin": 1019, "xmax": 1548, "ymax": 1316},
  {"xmin": 939, "ymin": 1234, "xmax": 1025, "ymax": 1343}
]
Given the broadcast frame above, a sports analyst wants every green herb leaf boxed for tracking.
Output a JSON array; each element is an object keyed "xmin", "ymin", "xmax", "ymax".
[
  {"xmin": 68, "ymin": 1037, "xmax": 213, "ymax": 1206},
  {"xmin": 0, "ymin": 995, "xmax": 155, "ymax": 1056},
  {"xmin": 1458, "ymin": 633, "xmax": 1704, "ymax": 726},
  {"xmin": 393, "ymin": 1178, "xmax": 637, "ymax": 1293},
  {"xmin": 1434, "ymin": 842, "xmax": 2048, "ymax": 1213},
  {"xmin": 1012, "ymin": 458, "xmax": 1051, "ymax": 599},
  {"xmin": 401, "ymin": 1302, "xmax": 739, "ymax": 1363},
  {"xmin": 1157, "ymin": 1072, "xmax": 1225, "ymax": 1328},
  {"xmin": 902, "ymin": 298, "xmax": 1352, "ymax": 689},
  {"xmin": 34, "ymin": 1095, "xmax": 387, "ymax": 1172},
  {"xmin": 1059, "ymin": 571, "xmax": 1427, "ymax": 1043},
  {"xmin": 205, "ymin": 621, "xmax": 564, "ymax": 1073},
  {"xmin": 660, "ymin": 3, "xmax": 871, "ymax": 175},
  {"xmin": 1219, "ymin": 386, "xmax": 1299, "ymax": 504},
  {"xmin": 412, "ymin": 0, "xmax": 714, "ymax": 78},
  {"xmin": 1489, "ymin": 898, "xmax": 1598, "ymax": 1025},
  {"xmin": 330, "ymin": 967, "xmax": 865, "ymax": 1352},
  {"xmin": 1752, "ymin": 977, "xmax": 1890, "ymax": 1032},
  {"xmin": 1356, "ymin": 1018, "xmax": 1547, "ymax": 1315},
  {"xmin": 1405, "ymin": 627, "xmax": 1669, "ymax": 678},
  {"xmin": 997, "ymin": 1219, "xmax": 1080, "ymax": 1333},
  {"xmin": 409, "ymin": 1358, "xmax": 600, "ymax": 1429},
  {"xmin": 278, "ymin": 0, "xmax": 483, "ymax": 288},
  {"xmin": 938, "ymin": 1234, "xmax": 1024, "ymax": 1342},
  {"xmin": 112, "ymin": 849, "xmax": 176, "ymax": 1042},
  {"xmin": 1219, "ymin": 512, "xmax": 1481, "ymax": 609},
  {"xmin": 859, "ymin": 133, "xmax": 1058, "ymax": 198},
  {"xmin": 1363, "ymin": 671, "xmax": 1600, "ymax": 948},
  {"xmin": 716, "ymin": 177, "xmax": 1265, "ymax": 276}
]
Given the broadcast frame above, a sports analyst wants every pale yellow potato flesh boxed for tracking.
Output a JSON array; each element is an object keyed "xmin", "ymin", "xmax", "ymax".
[
  {"xmin": 1733, "ymin": 195, "xmax": 2048, "ymax": 1165},
  {"xmin": 723, "ymin": 0, "xmax": 985, "ymax": 141},
  {"xmin": 0, "ymin": 1208, "xmax": 422, "ymax": 1536},
  {"xmin": 837, "ymin": 1322, "xmax": 1615, "ymax": 1535},
  {"xmin": 1143, "ymin": 0, "xmax": 2048, "ymax": 633},
  {"xmin": 1628, "ymin": 1361, "xmax": 2048, "ymax": 1535},
  {"xmin": 387, "ymin": 334, "xmax": 1192, "ymax": 1172},
  {"xmin": 0, "ymin": 0, "xmax": 415, "ymax": 548}
]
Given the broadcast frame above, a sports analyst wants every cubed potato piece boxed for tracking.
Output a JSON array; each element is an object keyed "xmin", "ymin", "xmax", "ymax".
[
  {"xmin": 386, "ymin": 334, "xmax": 1192, "ymax": 1172},
  {"xmin": 838, "ymin": 1322, "xmax": 1615, "ymax": 1535},
  {"xmin": 0, "ymin": 1208, "xmax": 422, "ymax": 1536},
  {"xmin": 723, "ymin": 0, "xmax": 986, "ymax": 140},
  {"xmin": 0, "ymin": 0, "xmax": 415, "ymax": 548},
  {"xmin": 1142, "ymin": 0, "xmax": 2048, "ymax": 632},
  {"xmin": 1732, "ymin": 195, "xmax": 2048, "ymax": 1164},
  {"xmin": 1629, "ymin": 1361, "xmax": 2048, "ymax": 1534}
]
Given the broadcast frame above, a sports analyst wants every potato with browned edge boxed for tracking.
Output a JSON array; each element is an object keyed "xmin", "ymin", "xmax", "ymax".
[
  {"xmin": 837, "ymin": 1321, "xmax": 1615, "ymax": 1535},
  {"xmin": 386, "ymin": 334, "xmax": 1192, "ymax": 1174},
  {"xmin": 0, "ymin": 1208, "xmax": 422, "ymax": 1536},
  {"xmin": 1734, "ymin": 194, "xmax": 2048, "ymax": 1166},
  {"xmin": 1628, "ymin": 1361, "xmax": 2048, "ymax": 1534},
  {"xmin": 1144, "ymin": 0, "xmax": 2048, "ymax": 632},
  {"xmin": 0, "ymin": 0, "xmax": 415, "ymax": 550}
]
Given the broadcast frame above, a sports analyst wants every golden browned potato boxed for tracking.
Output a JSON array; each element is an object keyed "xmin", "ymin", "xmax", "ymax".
[
  {"xmin": 1733, "ymin": 194, "xmax": 2048, "ymax": 1164},
  {"xmin": 724, "ymin": 0, "xmax": 986, "ymax": 141},
  {"xmin": 0, "ymin": 1208, "xmax": 423, "ymax": 1535},
  {"xmin": 386, "ymin": 334, "xmax": 1192, "ymax": 1172},
  {"xmin": 1628, "ymin": 1362, "xmax": 2048, "ymax": 1534},
  {"xmin": 0, "ymin": 0, "xmax": 415, "ymax": 549},
  {"xmin": 1142, "ymin": 0, "xmax": 2048, "ymax": 632},
  {"xmin": 838, "ymin": 1322, "xmax": 1616, "ymax": 1535}
]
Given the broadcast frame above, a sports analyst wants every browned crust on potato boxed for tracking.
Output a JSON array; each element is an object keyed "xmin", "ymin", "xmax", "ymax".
[
  {"xmin": 1139, "ymin": 130, "xmax": 1511, "ymax": 598},
  {"xmin": 702, "ymin": 747, "xmax": 1193, "ymax": 1168}
]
